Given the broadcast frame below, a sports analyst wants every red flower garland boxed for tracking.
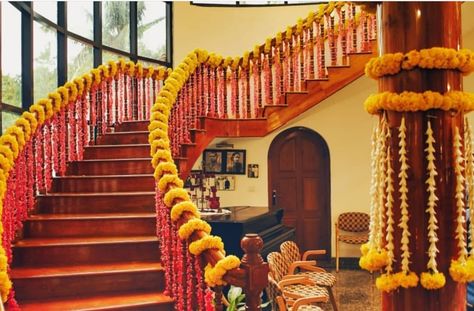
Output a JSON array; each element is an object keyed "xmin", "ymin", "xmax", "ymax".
[{"xmin": 44, "ymin": 122, "xmax": 53, "ymax": 190}]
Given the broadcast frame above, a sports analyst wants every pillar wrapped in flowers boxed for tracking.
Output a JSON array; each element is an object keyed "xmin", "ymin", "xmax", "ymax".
[{"xmin": 359, "ymin": 2, "xmax": 474, "ymax": 310}]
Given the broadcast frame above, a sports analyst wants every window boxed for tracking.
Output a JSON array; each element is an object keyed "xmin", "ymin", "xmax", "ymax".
[
  {"xmin": 34, "ymin": 21, "xmax": 57, "ymax": 103},
  {"xmin": 103, "ymin": 50, "xmax": 130, "ymax": 64},
  {"xmin": 68, "ymin": 39, "xmax": 93, "ymax": 81},
  {"xmin": 68, "ymin": 2, "xmax": 93, "ymax": 40},
  {"xmin": 102, "ymin": 2, "xmax": 130, "ymax": 52},
  {"xmin": 138, "ymin": 1, "xmax": 167, "ymax": 61},
  {"xmin": 2, "ymin": 111, "xmax": 20, "ymax": 134},
  {"xmin": 33, "ymin": 1, "xmax": 57, "ymax": 23}
]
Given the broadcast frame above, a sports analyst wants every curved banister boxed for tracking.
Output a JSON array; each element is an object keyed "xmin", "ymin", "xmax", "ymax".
[
  {"xmin": 0, "ymin": 60, "xmax": 169, "ymax": 307},
  {"xmin": 149, "ymin": 2, "xmax": 376, "ymax": 310}
]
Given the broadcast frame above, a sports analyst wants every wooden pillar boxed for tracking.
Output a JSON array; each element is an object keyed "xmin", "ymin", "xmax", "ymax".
[{"xmin": 378, "ymin": 2, "xmax": 465, "ymax": 310}]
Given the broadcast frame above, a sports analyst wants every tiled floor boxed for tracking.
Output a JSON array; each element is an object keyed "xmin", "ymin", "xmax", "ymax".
[{"xmin": 319, "ymin": 269, "xmax": 381, "ymax": 311}]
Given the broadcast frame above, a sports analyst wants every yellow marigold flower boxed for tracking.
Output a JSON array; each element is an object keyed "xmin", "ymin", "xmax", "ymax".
[
  {"xmin": 119, "ymin": 58, "xmax": 127, "ymax": 71},
  {"xmin": 223, "ymin": 56, "xmax": 233, "ymax": 68},
  {"xmin": 64, "ymin": 82, "xmax": 78, "ymax": 102},
  {"xmin": 37, "ymin": 98, "xmax": 54, "ymax": 120},
  {"xmin": 108, "ymin": 60, "xmax": 118, "ymax": 77},
  {"xmin": 152, "ymin": 101, "xmax": 172, "ymax": 114},
  {"xmin": 189, "ymin": 235, "xmax": 224, "ymax": 256},
  {"xmin": 231, "ymin": 57, "xmax": 240, "ymax": 71},
  {"xmin": 154, "ymin": 162, "xmax": 178, "ymax": 181},
  {"xmin": 360, "ymin": 243, "xmax": 370, "ymax": 256},
  {"xmin": 0, "ymin": 270, "xmax": 12, "ymax": 302},
  {"xmin": 375, "ymin": 273, "xmax": 398, "ymax": 292},
  {"xmin": 150, "ymin": 139, "xmax": 170, "ymax": 157},
  {"xmin": 151, "ymin": 150, "xmax": 173, "ymax": 168},
  {"xmin": 22, "ymin": 112, "xmax": 38, "ymax": 133},
  {"xmin": 145, "ymin": 67, "xmax": 155, "ymax": 79},
  {"xmin": 148, "ymin": 129, "xmax": 169, "ymax": 146},
  {"xmin": 450, "ymin": 258, "xmax": 474, "ymax": 283},
  {"xmin": 83, "ymin": 73, "xmax": 93, "ymax": 91},
  {"xmin": 242, "ymin": 51, "xmax": 250, "ymax": 69},
  {"xmin": 264, "ymin": 38, "xmax": 272, "ymax": 54},
  {"xmin": 306, "ymin": 11, "xmax": 315, "ymax": 27},
  {"xmin": 163, "ymin": 188, "xmax": 190, "ymax": 207},
  {"xmin": 275, "ymin": 32, "xmax": 283, "ymax": 46},
  {"xmin": 5, "ymin": 127, "xmax": 25, "ymax": 149},
  {"xmin": 57, "ymin": 86, "xmax": 70, "ymax": 107},
  {"xmin": 136, "ymin": 63, "xmax": 144, "ymax": 78},
  {"xmin": 148, "ymin": 120, "xmax": 168, "ymax": 133},
  {"xmin": 150, "ymin": 111, "xmax": 169, "ymax": 125},
  {"xmin": 171, "ymin": 201, "xmax": 200, "ymax": 222},
  {"xmin": 420, "ymin": 272, "xmax": 446, "ymax": 290},
  {"xmin": 252, "ymin": 45, "xmax": 261, "ymax": 59},
  {"xmin": 91, "ymin": 68, "xmax": 101, "ymax": 86},
  {"xmin": 15, "ymin": 118, "xmax": 31, "ymax": 141},
  {"xmin": 394, "ymin": 271, "xmax": 419, "ymax": 289},
  {"xmin": 158, "ymin": 174, "xmax": 183, "ymax": 193},
  {"xmin": 0, "ymin": 152, "xmax": 12, "ymax": 172},
  {"xmin": 296, "ymin": 18, "xmax": 304, "ymax": 34},
  {"xmin": 127, "ymin": 61, "xmax": 136, "ymax": 76},
  {"xmin": 195, "ymin": 48, "xmax": 209, "ymax": 63},
  {"xmin": 285, "ymin": 26, "xmax": 293, "ymax": 40},
  {"xmin": 359, "ymin": 249, "xmax": 389, "ymax": 272},
  {"xmin": 0, "ymin": 135, "xmax": 19, "ymax": 159},
  {"xmin": 204, "ymin": 255, "xmax": 240, "ymax": 287},
  {"xmin": 178, "ymin": 218, "xmax": 211, "ymax": 240},
  {"xmin": 30, "ymin": 104, "xmax": 46, "ymax": 125}
]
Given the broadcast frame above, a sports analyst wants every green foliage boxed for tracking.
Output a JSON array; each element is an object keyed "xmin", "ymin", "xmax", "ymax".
[
  {"xmin": 225, "ymin": 286, "xmax": 271, "ymax": 311},
  {"xmin": 1, "ymin": 75, "xmax": 21, "ymax": 107}
]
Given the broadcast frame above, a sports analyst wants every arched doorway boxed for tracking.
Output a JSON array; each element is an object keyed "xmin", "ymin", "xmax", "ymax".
[{"xmin": 268, "ymin": 127, "xmax": 331, "ymax": 256}]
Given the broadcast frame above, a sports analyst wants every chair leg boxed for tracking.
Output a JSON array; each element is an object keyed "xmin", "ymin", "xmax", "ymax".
[
  {"xmin": 328, "ymin": 286, "xmax": 338, "ymax": 311},
  {"xmin": 336, "ymin": 239, "xmax": 339, "ymax": 272}
]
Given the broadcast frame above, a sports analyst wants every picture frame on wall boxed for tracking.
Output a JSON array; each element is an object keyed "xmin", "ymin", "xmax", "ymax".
[
  {"xmin": 224, "ymin": 150, "xmax": 246, "ymax": 175},
  {"xmin": 203, "ymin": 149, "xmax": 246, "ymax": 175},
  {"xmin": 216, "ymin": 175, "xmax": 235, "ymax": 191},
  {"xmin": 247, "ymin": 164, "xmax": 259, "ymax": 178},
  {"xmin": 203, "ymin": 150, "xmax": 224, "ymax": 173}
]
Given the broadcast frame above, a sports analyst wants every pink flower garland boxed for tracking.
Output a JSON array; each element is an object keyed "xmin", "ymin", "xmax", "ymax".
[
  {"xmin": 263, "ymin": 55, "xmax": 271, "ymax": 106},
  {"xmin": 44, "ymin": 122, "xmax": 53, "ymax": 190},
  {"xmin": 218, "ymin": 68, "xmax": 225, "ymax": 118}
]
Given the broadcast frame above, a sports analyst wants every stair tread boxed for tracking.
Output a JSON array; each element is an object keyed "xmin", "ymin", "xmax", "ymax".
[
  {"xmin": 55, "ymin": 174, "xmax": 154, "ymax": 179},
  {"xmin": 28, "ymin": 213, "xmax": 156, "ymax": 221},
  {"xmin": 19, "ymin": 291, "xmax": 173, "ymax": 311},
  {"xmin": 105, "ymin": 131, "xmax": 149, "ymax": 135},
  {"xmin": 87, "ymin": 144, "xmax": 149, "ymax": 148},
  {"xmin": 38, "ymin": 191, "xmax": 155, "ymax": 197},
  {"xmin": 11, "ymin": 261, "xmax": 163, "ymax": 279},
  {"xmin": 76, "ymin": 158, "xmax": 151, "ymax": 162},
  {"xmin": 15, "ymin": 235, "xmax": 158, "ymax": 247}
]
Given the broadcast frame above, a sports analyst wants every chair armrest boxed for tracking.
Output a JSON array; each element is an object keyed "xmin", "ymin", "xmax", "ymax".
[
  {"xmin": 278, "ymin": 276, "xmax": 315, "ymax": 287},
  {"xmin": 281, "ymin": 274, "xmax": 310, "ymax": 281},
  {"xmin": 288, "ymin": 260, "xmax": 322, "ymax": 274},
  {"xmin": 293, "ymin": 296, "xmax": 329, "ymax": 308},
  {"xmin": 302, "ymin": 249, "xmax": 326, "ymax": 261}
]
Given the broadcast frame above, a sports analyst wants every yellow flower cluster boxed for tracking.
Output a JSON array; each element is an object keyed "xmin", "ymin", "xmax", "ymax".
[
  {"xmin": 376, "ymin": 271, "xmax": 419, "ymax": 292},
  {"xmin": 163, "ymin": 188, "xmax": 190, "ymax": 207},
  {"xmin": 171, "ymin": 201, "xmax": 200, "ymax": 222},
  {"xmin": 204, "ymin": 255, "xmax": 241, "ymax": 287},
  {"xmin": 157, "ymin": 174, "xmax": 184, "ymax": 193},
  {"xmin": 449, "ymin": 258, "xmax": 474, "ymax": 283},
  {"xmin": 364, "ymin": 91, "xmax": 474, "ymax": 115},
  {"xmin": 420, "ymin": 272, "xmax": 446, "ymax": 290},
  {"xmin": 178, "ymin": 219, "xmax": 211, "ymax": 240},
  {"xmin": 189, "ymin": 235, "xmax": 224, "ymax": 256},
  {"xmin": 365, "ymin": 47, "xmax": 474, "ymax": 79},
  {"xmin": 359, "ymin": 249, "xmax": 389, "ymax": 272}
]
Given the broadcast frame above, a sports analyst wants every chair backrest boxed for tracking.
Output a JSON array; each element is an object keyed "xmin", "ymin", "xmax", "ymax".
[
  {"xmin": 267, "ymin": 251, "xmax": 289, "ymax": 282},
  {"xmin": 337, "ymin": 212, "xmax": 370, "ymax": 232},
  {"xmin": 280, "ymin": 241, "xmax": 301, "ymax": 266},
  {"xmin": 266, "ymin": 275, "xmax": 282, "ymax": 310}
]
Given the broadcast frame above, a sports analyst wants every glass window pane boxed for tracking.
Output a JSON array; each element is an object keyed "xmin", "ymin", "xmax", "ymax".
[
  {"xmin": 102, "ymin": 2, "xmax": 130, "ymax": 52},
  {"xmin": 2, "ymin": 111, "xmax": 20, "ymax": 134},
  {"xmin": 192, "ymin": 1, "xmax": 237, "ymax": 4},
  {"xmin": 138, "ymin": 2, "xmax": 167, "ymax": 61},
  {"xmin": 239, "ymin": 1, "xmax": 284, "ymax": 4},
  {"xmin": 1, "ymin": 3, "xmax": 22, "ymax": 107},
  {"xmin": 34, "ymin": 22, "xmax": 57, "ymax": 103},
  {"xmin": 103, "ymin": 50, "xmax": 130, "ymax": 64},
  {"xmin": 33, "ymin": 1, "xmax": 57, "ymax": 23},
  {"xmin": 68, "ymin": 39, "xmax": 93, "ymax": 81},
  {"xmin": 68, "ymin": 2, "xmax": 93, "ymax": 40}
]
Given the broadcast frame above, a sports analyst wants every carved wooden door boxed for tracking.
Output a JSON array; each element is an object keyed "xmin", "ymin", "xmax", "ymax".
[{"xmin": 268, "ymin": 127, "xmax": 330, "ymax": 256}]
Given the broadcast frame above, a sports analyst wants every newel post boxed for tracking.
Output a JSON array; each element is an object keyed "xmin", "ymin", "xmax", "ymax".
[{"xmin": 240, "ymin": 234, "xmax": 269, "ymax": 310}]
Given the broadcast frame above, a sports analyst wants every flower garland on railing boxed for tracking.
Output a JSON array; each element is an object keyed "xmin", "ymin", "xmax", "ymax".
[
  {"xmin": 420, "ymin": 121, "xmax": 445, "ymax": 290},
  {"xmin": 0, "ymin": 60, "xmax": 168, "ymax": 307},
  {"xmin": 365, "ymin": 48, "xmax": 474, "ymax": 80}
]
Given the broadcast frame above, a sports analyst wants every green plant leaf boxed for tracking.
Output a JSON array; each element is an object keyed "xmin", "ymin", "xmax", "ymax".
[{"xmin": 228, "ymin": 286, "xmax": 243, "ymax": 302}]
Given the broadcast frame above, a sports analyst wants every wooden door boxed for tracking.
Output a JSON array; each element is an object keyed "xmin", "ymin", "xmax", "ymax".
[{"xmin": 268, "ymin": 127, "xmax": 330, "ymax": 256}]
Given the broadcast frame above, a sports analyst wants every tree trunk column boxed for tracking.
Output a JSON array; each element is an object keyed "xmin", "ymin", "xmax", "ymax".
[{"xmin": 378, "ymin": 2, "xmax": 465, "ymax": 311}]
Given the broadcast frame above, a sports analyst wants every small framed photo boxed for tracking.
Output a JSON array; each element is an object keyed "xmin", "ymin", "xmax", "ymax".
[
  {"xmin": 224, "ymin": 150, "xmax": 246, "ymax": 175},
  {"xmin": 216, "ymin": 175, "xmax": 235, "ymax": 191},
  {"xmin": 247, "ymin": 164, "xmax": 259, "ymax": 178},
  {"xmin": 203, "ymin": 150, "xmax": 224, "ymax": 174}
]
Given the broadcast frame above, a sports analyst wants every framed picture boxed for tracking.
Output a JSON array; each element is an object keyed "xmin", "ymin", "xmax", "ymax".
[
  {"xmin": 216, "ymin": 175, "xmax": 235, "ymax": 191},
  {"xmin": 203, "ymin": 150, "xmax": 224, "ymax": 174},
  {"xmin": 247, "ymin": 164, "xmax": 259, "ymax": 178},
  {"xmin": 224, "ymin": 150, "xmax": 246, "ymax": 175}
]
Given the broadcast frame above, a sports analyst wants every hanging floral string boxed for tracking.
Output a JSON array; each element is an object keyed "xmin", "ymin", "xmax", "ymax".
[
  {"xmin": 466, "ymin": 119, "xmax": 474, "ymax": 261},
  {"xmin": 395, "ymin": 116, "xmax": 419, "ymax": 288},
  {"xmin": 420, "ymin": 121, "xmax": 445, "ymax": 290}
]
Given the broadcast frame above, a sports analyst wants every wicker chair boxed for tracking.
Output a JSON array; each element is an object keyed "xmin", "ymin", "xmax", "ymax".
[
  {"xmin": 275, "ymin": 277, "xmax": 327, "ymax": 311},
  {"xmin": 267, "ymin": 252, "xmax": 329, "ymax": 310},
  {"xmin": 335, "ymin": 212, "xmax": 370, "ymax": 272},
  {"xmin": 280, "ymin": 241, "xmax": 337, "ymax": 311}
]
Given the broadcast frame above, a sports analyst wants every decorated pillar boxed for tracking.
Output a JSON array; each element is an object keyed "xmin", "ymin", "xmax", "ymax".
[{"xmin": 359, "ymin": 2, "xmax": 474, "ymax": 310}]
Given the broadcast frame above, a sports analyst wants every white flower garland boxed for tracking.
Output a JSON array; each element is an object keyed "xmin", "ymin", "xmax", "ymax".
[
  {"xmin": 376, "ymin": 116, "xmax": 388, "ymax": 250},
  {"xmin": 385, "ymin": 143, "xmax": 395, "ymax": 273},
  {"xmin": 425, "ymin": 121, "xmax": 440, "ymax": 272},
  {"xmin": 465, "ymin": 119, "xmax": 474, "ymax": 256},
  {"xmin": 454, "ymin": 126, "xmax": 467, "ymax": 262},
  {"xmin": 368, "ymin": 123, "xmax": 380, "ymax": 249},
  {"xmin": 398, "ymin": 117, "xmax": 411, "ymax": 273}
]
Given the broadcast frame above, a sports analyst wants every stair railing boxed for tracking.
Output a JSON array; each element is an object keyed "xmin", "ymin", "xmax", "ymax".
[
  {"xmin": 149, "ymin": 2, "xmax": 376, "ymax": 310},
  {"xmin": 0, "ymin": 61, "xmax": 168, "ymax": 308}
]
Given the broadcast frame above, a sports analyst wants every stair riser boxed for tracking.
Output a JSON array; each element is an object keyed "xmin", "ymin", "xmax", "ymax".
[
  {"xmin": 67, "ymin": 160, "xmax": 153, "ymax": 175},
  {"xmin": 98, "ymin": 132, "xmax": 149, "ymax": 145},
  {"xmin": 52, "ymin": 176, "xmax": 155, "ymax": 193},
  {"xmin": 115, "ymin": 121, "xmax": 148, "ymax": 132},
  {"xmin": 104, "ymin": 303, "xmax": 175, "ymax": 311},
  {"xmin": 14, "ymin": 269, "xmax": 165, "ymax": 301},
  {"xmin": 20, "ymin": 301, "xmax": 175, "ymax": 311},
  {"xmin": 37, "ymin": 194, "xmax": 155, "ymax": 214},
  {"xmin": 24, "ymin": 217, "xmax": 156, "ymax": 238},
  {"xmin": 84, "ymin": 146, "xmax": 150, "ymax": 159},
  {"xmin": 13, "ymin": 241, "xmax": 160, "ymax": 267}
]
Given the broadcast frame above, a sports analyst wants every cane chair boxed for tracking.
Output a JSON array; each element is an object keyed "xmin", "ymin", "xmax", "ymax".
[
  {"xmin": 335, "ymin": 212, "xmax": 370, "ymax": 272},
  {"xmin": 267, "ymin": 252, "xmax": 329, "ymax": 309},
  {"xmin": 275, "ymin": 277, "xmax": 328, "ymax": 311},
  {"xmin": 280, "ymin": 241, "xmax": 337, "ymax": 311}
]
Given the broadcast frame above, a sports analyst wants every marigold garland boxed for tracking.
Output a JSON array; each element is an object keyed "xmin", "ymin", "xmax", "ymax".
[
  {"xmin": 364, "ymin": 91, "xmax": 474, "ymax": 114},
  {"xmin": 375, "ymin": 274, "xmax": 398, "ymax": 293},
  {"xmin": 48, "ymin": 92, "xmax": 62, "ymax": 112},
  {"xmin": 149, "ymin": 129, "xmax": 170, "ymax": 146},
  {"xmin": 37, "ymin": 99, "xmax": 54, "ymax": 119},
  {"xmin": 57, "ymin": 86, "xmax": 70, "ymax": 107},
  {"xmin": 151, "ymin": 150, "xmax": 173, "ymax": 168},
  {"xmin": 171, "ymin": 201, "xmax": 200, "ymax": 222},
  {"xmin": 14, "ymin": 119, "xmax": 31, "ymax": 141},
  {"xmin": 359, "ymin": 249, "xmax": 389, "ymax": 272},
  {"xmin": 150, "ymin": 139, "xmax": 171, "ymax": 157},
  {"xmin": 5, "ymin": 127, "xmax": 25, "ymax": 149},
  {"xmin": 163, "ymin": 188, "xmax": 190, "ymax": 207},
  {"xmin": 420, "ymin": 272, "xmax": 446, "ymax": 290},
  {"xmin": 0, "ymin": 135, "xmax": 19, "ymax": 159},
  {"xmin": 204, "ymin": 255, "xmax": 241, "ymax": 287},
  {"xmin": 154, "ymin": 162, "xmax": 178, "ymax": 180},
  {"xmin": 365, "ymin": 47, "xmax": 474, "ymax": 79},
  {"xmin": 22, "ymin": 112, "xmax": 38, "ymax": 133},
  {"xmin": 178, "ymin": 219, "xmax": 212, "ymax": 240},
  {"xmin": 148, "ymin": 120, "xmax": 168, "ymax": 133},
  {"xmin": 150, "ymin": 111, "xmax": 169, "ymax": 124},
  {"xmin": 394, "ymin": 271, "xmax": 419, "ymax": 289},
  {"xmin": 158, "ymin": 174, "xmax": 184, "ymax": 193},
  {"xmin": 0, "ymin": 146, "xmax": 14, "ymax": 167},
  {"xmin": 30, "ymin": 104, "xmax": 46, "ymax": 125},
  {"xmin": 189, "ymin": 235, "xmax": 224, "ymax": 256}
]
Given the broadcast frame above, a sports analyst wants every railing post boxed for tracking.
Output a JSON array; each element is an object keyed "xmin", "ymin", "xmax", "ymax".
[{"xmin": 240, "ymin": 234, "xmax": 269, "ymax": 311}]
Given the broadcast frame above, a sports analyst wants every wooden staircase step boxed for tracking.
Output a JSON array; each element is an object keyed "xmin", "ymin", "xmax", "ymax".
[
  {"xmin": 98, "ymin": 131, "xmax": 149, "ymax": 145},
  {"xmin": 84, "ymin": 144, "xmax": 150, "ymax": 159},
  {"xmin": 18, "ymin": 291, "xmax": 174, "ymax": 311},
  {"xmin": 24, "ymin": 213, "xmax": 156, "ymax": 238},
  {"xmin": 51, "ymin": 175, "xmax": 155, "ymax": 193},
  {"xmin": 13, "ymin": 236, "xmax": 160, "ymax": 267},
  {"xmin": 115, "ymin": 121, "xmax": 149, "ymax": 132},
  {"xmin": 67, "ymin": 158, "xmax": 153, "ymax": 176},
  {"xmin": 37, "ymin": 192, "xmax": 155, "ymax": 214},
  {"xmin": 12, "ymin": 262, "xmax": 165, "ymax": 301}
]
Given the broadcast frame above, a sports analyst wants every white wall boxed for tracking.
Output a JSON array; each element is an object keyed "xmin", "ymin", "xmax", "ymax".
[{"xmin": 175, "ymin": 2, "xmax": 474, "ymax": 257}]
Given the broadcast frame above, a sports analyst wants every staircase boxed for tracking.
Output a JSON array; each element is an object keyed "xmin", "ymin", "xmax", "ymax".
[
  {"xmin": 10, "ymin": 121, "xmax": 174, "ymax": 310},
  {"xmin": 178, "ymin": 46, "xmax": 377, "ymax": 176}
]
